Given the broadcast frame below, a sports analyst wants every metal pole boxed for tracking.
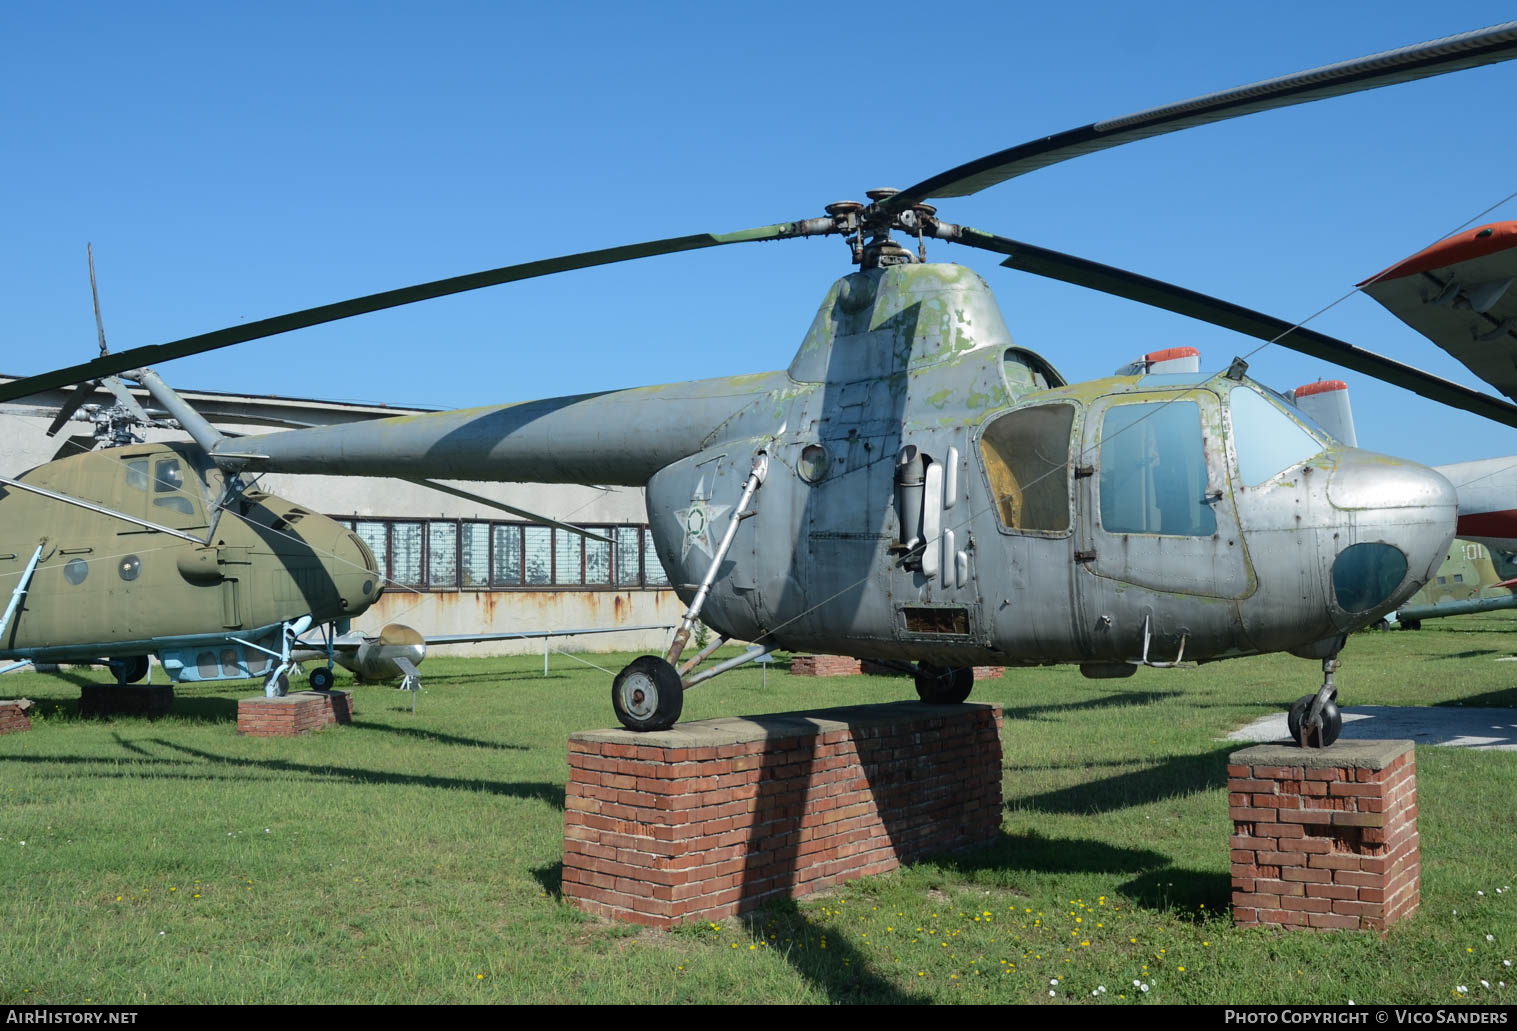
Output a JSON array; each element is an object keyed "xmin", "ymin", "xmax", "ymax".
[{"xmin": 544, "ymin": 635, "xmax": 550, "ymax": 677}]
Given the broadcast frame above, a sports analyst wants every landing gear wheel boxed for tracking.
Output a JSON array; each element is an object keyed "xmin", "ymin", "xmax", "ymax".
[
  {"xmin": 612, "ymin": 655, "xmax": 684, "ymax": 732},
  {"xmin": 309, "ymin": 666, "xmax": 335, "ymax": 690},
  {"xmin": 914, "ymin": 663, "xmax": 974, "ymax": 704},
  {"xmin": 111, "ymin": 656, "xmax": 149, "ymax": 684},
  {"xmin": 1287, "ymin": 694, "xmax": 1343, "ymax": 748}
]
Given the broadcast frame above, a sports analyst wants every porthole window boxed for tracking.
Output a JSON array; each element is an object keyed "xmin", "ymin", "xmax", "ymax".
[
  {"xmin": 63, "ymin": 558, "xmax": 88, "ymax": 585},
  {"xmin": 118, "ymin": 555, "xmax": 141, "ymax": 581},
  {"xmin": 798, "ymin": 444, "xmax": 830, "ymax": 484}
]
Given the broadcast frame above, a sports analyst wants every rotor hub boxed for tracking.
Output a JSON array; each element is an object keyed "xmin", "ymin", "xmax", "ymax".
[{"xmin": 816, "ymin": 189, "xmax": 954, "ymax": 269}]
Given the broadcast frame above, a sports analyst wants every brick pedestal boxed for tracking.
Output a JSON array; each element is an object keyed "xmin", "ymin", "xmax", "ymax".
[
  {"xmin": 1229, "ymin": 740, "xmax": 1419, "ymax": 932},
  {"xmin": 78, "ymin": 685, "xmax": 174, "ymax": 718},
  {"xmin": 0, "ymin": 699, "xmax": 33, "ymax": 734},
  {"xmin": 237, "ymin": 690, "xmax": 354, "ymax": 736},
  {"xmin": 788, "ymin": 655, "xmax": 862, "ymax": 677},
  {"xmin": 564, "ymin": 701, "xmax": 1004, "ymax": 928}
]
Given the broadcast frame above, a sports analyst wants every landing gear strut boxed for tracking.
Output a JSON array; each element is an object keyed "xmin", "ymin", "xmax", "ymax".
[
  {"xmin": 611, "ymin": 452, "xmax": 769, "ymax": 732},
  {"xmin": 1289, "ymin": 656, "xmax": 1343, "ymax": 748}
]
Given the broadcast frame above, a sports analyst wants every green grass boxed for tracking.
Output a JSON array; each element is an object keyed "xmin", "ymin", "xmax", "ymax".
[{"xmin": 1, "ymin": 615, "xmax": 1515, "ymax": 1004}]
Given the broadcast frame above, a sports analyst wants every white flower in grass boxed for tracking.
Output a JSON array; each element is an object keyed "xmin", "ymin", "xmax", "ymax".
[
  {"xmin": 1489, "ymin": 935, "xmax": 1497, "ymax": 942},
  {"xmin": 1140, "ymin": 983, "xmax": 1150, "ymax": 992},
  {"xmin": 1481, "ymin": 980, "xmax": 1491, "ymax": 989},
  {"xmin": 1049, "ymin": 978, "xmax": 1058, "ymax": 986},
  {"xmin": 1048, "ymin": 990, "xmax": 1055, "ymax": 997},
  {"xmin": 1458, "ymin": 986, "xmax": 1469, "ymax": 994}
]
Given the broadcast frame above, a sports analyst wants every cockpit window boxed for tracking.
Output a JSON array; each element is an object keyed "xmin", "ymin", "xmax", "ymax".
[
  {"xmin": 1098, "ymin": 400, "xmax": 1217, "ymax": 537},
  {"xmin": 1229, "ymin": 387, "xmax": 1324, "ymax": 486},
  {"xmin": 123, "ymin": 459, "xmax": 149, "ymax": 492},
  {"xmin": 979, "ymin": 403, "xmax": 1075, "ymax": 532}
]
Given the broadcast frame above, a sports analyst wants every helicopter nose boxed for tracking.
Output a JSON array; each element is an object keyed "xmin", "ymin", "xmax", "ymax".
[
  {"xmin": 1324, "ymin": 451, "xmax": 1456, "ymax": 621},
  {"xmin": 335, "ymin": 529, "xmax": 383, "ymax": 614}
]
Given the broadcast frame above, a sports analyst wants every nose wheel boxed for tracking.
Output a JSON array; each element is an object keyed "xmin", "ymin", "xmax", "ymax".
[
  {"xmin": 1288, "ymin": 657, "xmax": 1344, "ymax": 748},
  {"xmin": 914, "ymin": 663, "xmax": 974, "ymax": 704},
  {"xmin": 612, "ymin": 656, "xmax": 684, "ymax": 732},
  {"xmin": 1288, "ymin": 693, "xmax": 1342, "ymax": 748}
]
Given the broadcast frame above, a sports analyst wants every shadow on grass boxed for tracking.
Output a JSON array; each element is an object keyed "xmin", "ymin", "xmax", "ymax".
[
  {"xmin": 161, "ymin": 697, "xmax": 240, "ymax": 722},
  {"xmin": 531, "ymin": 861, "xmax": 563, "ymax": 898},
  {"xmin": 1439, "ymin": 686, "xmax": 1517, "ymax": 707},
  {"xmin": 0, "ymin": 740, "xmax": 566, "ymax": 808},
  {"xmin": 1434, "ymin": 650, "xmax": 1502, "ymax": 660},
  {"xmin": 742, "ymin": 899, "xmax": 923, "ymax": 1005},
  {"xmin": 936, "ymin": 830, "xmax": 1169, "ymax": 877},
  {"xmin": 346, "ymin": 720, "xmax": 528, "ymax": 751},
  {"xmin": 1011, "ymin": 745, "xmax": 1236, "ymax": 815},
  {"xmin": 1118, "ymin": 867, "xmax": 1232, "ymax": 921},
  {"xmin": 1000, "ymin": 689, "xmax": 1183, "ymax": 723},
  {"xmin": 396, "ymin": 670, "xmax": 577, "ymax": 687}
]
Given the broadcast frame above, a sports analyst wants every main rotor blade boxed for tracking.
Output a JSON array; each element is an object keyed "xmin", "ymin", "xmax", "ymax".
[
  {"xmin": 88, "ymin": 243, "xmax": 109, "ymax": 357},
  {"xmin": 890, "ymin": 21, "xmax": 1517, "ymax": 209},
  {"xmin": 946, "ymin": 226, "xmax": 1517, "ymax": 431},
  {"xmin": 44, "ymin": 379, "xmax": 96, "ymax": 436},
  {"xmin": 0, "ymin": 221, "xmax": 817, "ymax": 405}
]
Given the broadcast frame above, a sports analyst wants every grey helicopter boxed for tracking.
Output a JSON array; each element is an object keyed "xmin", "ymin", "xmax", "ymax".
[{"xmin": 8, "ymin": 22, "xmax": 1517, "ymax": 745}]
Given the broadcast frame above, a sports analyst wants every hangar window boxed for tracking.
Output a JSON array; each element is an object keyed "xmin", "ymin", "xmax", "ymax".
[
  {"xmin": 615, "ymin": 528, "xmax": 642, "ymax": 586},
  {"xmin": 555, "ymin": 530, "xmax": 583, "ymax": 584},
  {"xmin": 524, "ymin": 526, "xmax": 552, "ymax": 585},
  {"xmin": 586, "ymin": 536, "xmax": 611, "ymax": 584},
  {"xmin": 332, "ymin": 516, "xmax": 671, "ymax": 592},
  {"xmin": 391, "ymin": 522, "xmax": 424, "ymax": 586},
  {"xmin": 461, "ymin": 523, "xmax": 490, "ymax": 588},
  {"xmin": 428, "ymin": 523, "xmax": 458, "ymax": 588},
  {"xmin": 492, "ymin": 525, "xmax": 522, "ymax": 585}
]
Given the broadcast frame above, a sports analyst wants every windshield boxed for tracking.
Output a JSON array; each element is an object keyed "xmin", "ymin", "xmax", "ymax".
[{"xmin": 1229, "ymin": 386, "xmax": 1326, "ymax": 486}]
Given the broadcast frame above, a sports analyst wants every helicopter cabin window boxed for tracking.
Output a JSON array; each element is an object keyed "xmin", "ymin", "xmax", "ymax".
[
  {"xmin": 123, "ymin": 459, "xmax": 149, "ymax": 492},
  {"xmin": 1228, "ymin": 387, "xmax": 1324, "ymax": 486},
  {"xmin": 151, "ymin": 457, "xmax": 196, "ymax": 517},
  {"xmin": 1098, "ymin": 400, "xmax": 1217, "ymax": 537},
  {"xmin": 979, "ymin": 404, "xmax": 1075, "ymax": 533}
]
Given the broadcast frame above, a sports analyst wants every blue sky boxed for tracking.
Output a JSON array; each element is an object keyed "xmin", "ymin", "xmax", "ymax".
[{"xmin": 5, "ymin": 1, "xmax": 1517, "ymax": 468}]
